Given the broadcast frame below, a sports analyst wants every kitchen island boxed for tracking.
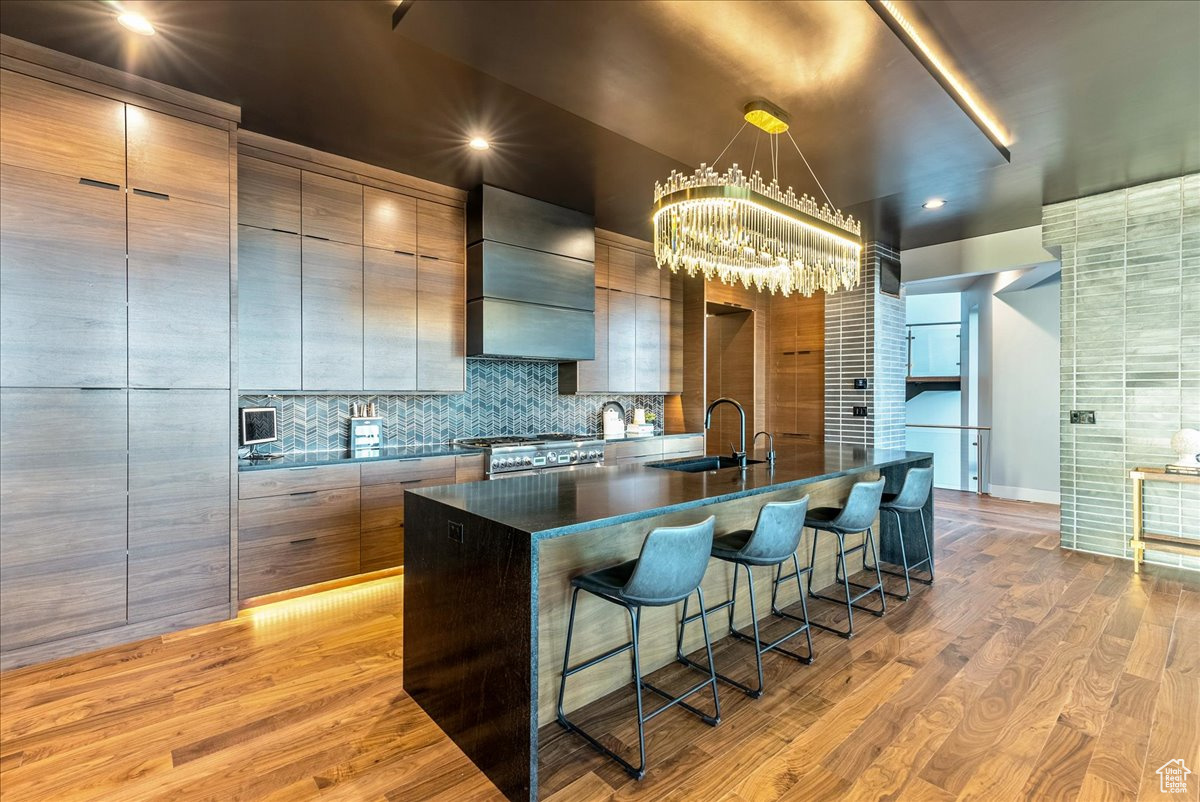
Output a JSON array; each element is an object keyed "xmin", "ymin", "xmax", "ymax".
[{"xmin": 403, "ymin": 445, "xmax": 933, "ymax": 801}]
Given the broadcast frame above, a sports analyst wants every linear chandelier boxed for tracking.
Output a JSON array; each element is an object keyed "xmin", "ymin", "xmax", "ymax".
[{"xmin": 653, "ymin": 101, "xmax": 862, "ymax": 297}]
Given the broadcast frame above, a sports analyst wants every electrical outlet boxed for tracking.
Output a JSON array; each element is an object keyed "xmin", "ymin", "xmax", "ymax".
[
  {"xmin": 1069, "ymin": 410, "xmax": 1096, "ymax": 424},
  {"xmin": 852, "ymin": 406, "xmax": 868, "ymax": 417},
  {"xmin": 448, "ymin": 520, "xmax": 464, "ymax": 543},
  {"xmin": 853, "ymin": 378, "xmax": 869, "ymax": 390}
]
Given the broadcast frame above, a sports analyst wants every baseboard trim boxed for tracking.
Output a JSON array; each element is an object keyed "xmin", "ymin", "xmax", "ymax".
[{"xmin": 990, "ymin": 484, "xmax": 1060, "ymax": 504}]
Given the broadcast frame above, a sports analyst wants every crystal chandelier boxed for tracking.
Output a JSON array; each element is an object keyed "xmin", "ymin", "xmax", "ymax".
[{"xmin": 653, "ymin": 102, "xmax": 862, "ymax": 297}]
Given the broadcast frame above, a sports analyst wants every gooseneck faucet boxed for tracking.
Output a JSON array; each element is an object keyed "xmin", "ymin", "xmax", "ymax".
[
  {"xmin": 753, "ymin": 431, "xmax": 776, "ymax": 466},
  {"xmin": 704, "ymin": 397, "xmax": 747, "ymax": 469}
]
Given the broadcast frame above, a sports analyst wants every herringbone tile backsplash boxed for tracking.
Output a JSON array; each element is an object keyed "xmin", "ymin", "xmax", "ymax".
[{"xmin": 241, "ymin": 359, "xmax": 665, "ymax": 454}]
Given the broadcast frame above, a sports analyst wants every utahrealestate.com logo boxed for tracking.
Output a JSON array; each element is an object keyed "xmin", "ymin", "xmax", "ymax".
[{"xmin": 1157, "ymin": 759, "xmax": 1192, "ymax": 794}]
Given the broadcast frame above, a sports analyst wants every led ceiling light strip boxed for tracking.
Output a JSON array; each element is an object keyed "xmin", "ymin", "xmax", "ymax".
[
  {"xmin": 868, "ymin": 0, "xmax": 1012, "ymax": 161},
  {"xmin": 652, "ymin": 101, "xmax": 862, "ymax": 298}
]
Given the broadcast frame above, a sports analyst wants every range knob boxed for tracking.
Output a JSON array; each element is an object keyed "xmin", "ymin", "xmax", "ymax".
[
  {"xmin": 502, "ymin": 458, "xmax": 514, "ymax": 468},
  {"xmin": 523, "ymin": 456, "xmax": 533, "ymax": 465},
  {"xmin": 546, "ymin": 451, "xmax": 558, "ymax": 463},
  {"xmin": 490, "ymin": 459, "xmax": 499, "ymax": 469}
]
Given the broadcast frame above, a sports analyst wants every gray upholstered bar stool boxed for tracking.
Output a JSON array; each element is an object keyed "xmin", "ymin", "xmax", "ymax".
[
  {"xmin": 675, "ymin": 497, "xmax": 814, "ymax": 698},
  {"xmin": 805, "ymin": 477, "xmax": 887, "ymax": 638},
  {"xmin": 868, "ymin": 466, "xmax": 935, "ymax": 600},
  {"xmin": 556, "ymin": 516, "xmax": 721, "ymax": 781}
]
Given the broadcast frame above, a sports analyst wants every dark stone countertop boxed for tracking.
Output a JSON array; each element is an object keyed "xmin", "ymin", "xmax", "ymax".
[
  {"xmin": 408, "ymin": 444, "xmax": 933, "ymax": 539},
  {"xmin": 237, "ymin": 444, "xmax": 484, "ymax": 472}
]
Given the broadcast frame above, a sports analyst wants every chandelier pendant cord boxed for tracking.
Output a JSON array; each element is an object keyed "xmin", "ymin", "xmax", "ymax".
[
  {"xmin": 749, "ymin": 131, "xmax": 761, "ymax": 176},
  {"xmin": 711, "ymin": 121, "xmax": 749, "ymax": 168},
  {"xmin": 786, "ymin": 129, "xmax": 837, "ymax": 210}
]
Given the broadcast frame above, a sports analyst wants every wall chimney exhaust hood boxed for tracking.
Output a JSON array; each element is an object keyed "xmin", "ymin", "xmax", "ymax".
[{"xmin": 466, "ymin": 185, "xmax": 596, "ymax": 361}]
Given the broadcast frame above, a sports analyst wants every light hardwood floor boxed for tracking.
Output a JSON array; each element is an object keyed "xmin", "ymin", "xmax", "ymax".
[{"xmin": 1, "ymin": 491, "xmax": 1196, "ymax": 801}]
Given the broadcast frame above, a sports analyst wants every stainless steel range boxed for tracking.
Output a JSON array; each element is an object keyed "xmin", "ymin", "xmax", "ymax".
[{"xmin": 455, "ymin": 433, "xmax": 605, "ymax": 477}]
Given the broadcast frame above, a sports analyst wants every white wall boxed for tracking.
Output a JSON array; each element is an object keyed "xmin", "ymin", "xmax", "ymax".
[
  {"xmin": 902, "ymin": 225, "xmax": 1056, "ymax": 284},
  {"xmin": 989, "ymin": 276, "xmax": 1061, "ymax": 503}
]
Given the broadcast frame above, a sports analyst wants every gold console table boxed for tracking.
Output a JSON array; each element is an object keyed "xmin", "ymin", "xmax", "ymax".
[{"xmin": 1129, "ymin": 466, "xmax": 1200, "ymax": 572}]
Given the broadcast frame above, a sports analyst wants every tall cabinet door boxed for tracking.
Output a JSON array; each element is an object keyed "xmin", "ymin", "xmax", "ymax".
[
  {"xmin": 128, "ymin": 390, "xmax": 230, "ymax": 621},
  {"xmin": 128, "ymin": 192, "xmax": 230, "ymax": 388},
  {"xmin": 607, "ymin": 290, "xmax": 636, "ymax": 392},
  {"xmin": 239, "ymin": 226, "xmax": 302, "ymax": 390},
  {"xmin": 416, "ymin": 198, "xmax": 465, "ymax": 392},
  {"xmin": 125, "ymin": 105, "xmax": 230, "ymax": 208},
  {"xmin": 364, "ymin": 248, "xmax": 417, "ymax": 390},
  {"xmin": 634, "ymin": 293, "xmax": 661, "ymax": 393},
  {"xmin": 0, "ymin": 389, "xmax": 128, "ymax": 650},
  {"xmin": 0, "ymin": 165, "xmax": 127, "ymax": 387},
  {"xmin": 302, "ymin": 238, "xmax": 363, "ymax": 390}
]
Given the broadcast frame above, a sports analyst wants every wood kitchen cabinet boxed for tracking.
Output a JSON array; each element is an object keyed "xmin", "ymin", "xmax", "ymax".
[
  {"xmin": 364, "ymin": 186, "xmax": 417, "ymax": 253},
  {"xmin": 364, "ymin": 248, "xmax": 418, "ymax": 390},
  {"xmin": 558, "ymin": 290, "xmax": 609, "ymax": 394},
  {"xmin": 767, "ymin": 291, "xmax": 825, "ymax": 443},
  {"xmin": 128, "ymin": 191, "xmax": 230, "ymax": 388},
  {"xmin": 607, "ymin": 289, "xmax": 637, "ymax": 392},
  {"xmin": 238, "ymin": 156, "xmax": 300, "ymax": 233},
  {"xmin": 126, "ymin": 105, "xmax": 229, "ymax": 209},
  {"xmin": 302, "ymin": 171, "xmax": 362, "ymax": 245},
  {"xmin": 0, "ymin": 69, "xmax": 125, "ymax": 187},
  {"xmin": 0, "ymin": 389, "xmax": 129, "ymax": 651},
  {"xmin": 359, "ymin": 457, "xmax": 456, "ymax": 573},
  {"xmin": 417, "ymin": 255, "xmax": 466, "ymax": 392},
  {"xmin": 302, "ymin": 238, "xmax": 364, "ymax": 391},
  {"xmin": 128, "ymin": 390, "xmax": 230, "ymax": 622},
  {"xmin": 238, "ymin": 225, "xmax": 302, "ymax": 390},
  {"xmin": 418, "ymin": 199, "xmax": 465, "ymax": 262},
  {"xmin": 608, "ymin": 246, "xmax": 636, "ymax": 291},
  {"xmin": 0, "ymin": 164, "xmax": 127, "ymax": 387},
  {"xmin": 635, "ymin": 293, "xmax": 662, "ymax": 392}
]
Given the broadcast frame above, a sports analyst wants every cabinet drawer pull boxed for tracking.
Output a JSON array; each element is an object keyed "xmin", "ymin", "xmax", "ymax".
[
  {"xmin": 394, "ymin": 249, "xmax": 415, "ymax": 256},
  {"xmin": 289, "ymin": 490, "xmax": 318, "ymax": 497},
  {"xmin": 418, "ymin": 254, "xmax": 441, "ymax": 260},
  {"xmin": 271, "ymin": 227, "xmax": 299, "ymax": 235},
  {"xmin": 79, "ymin": 178, "xmax": 120, "ymax": 191},
  {"xmin": 288, "ymin": 466, "xmax": 317, "ymax": 472},
  {"xmin": 289, "ymin": 537, "xmax": 317, "ymax": 545},
  {"xmin": 132, "ymin": 188, "xmax": 170, "ymax": 200},
  {"xmin": 304, "ymin": 234, "xmax": 331, "ymax": 241}
]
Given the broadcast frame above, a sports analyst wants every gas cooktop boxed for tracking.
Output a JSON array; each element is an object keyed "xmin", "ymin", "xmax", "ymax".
[{"xmin": 453, "ymin": 433, "xmax": 605, "ymax": 476}]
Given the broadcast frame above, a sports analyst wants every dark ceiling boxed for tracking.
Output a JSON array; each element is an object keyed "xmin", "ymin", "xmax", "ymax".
[{"xmin": 1, "ymin": 0, "xmax": 1196, "ymax": 248}]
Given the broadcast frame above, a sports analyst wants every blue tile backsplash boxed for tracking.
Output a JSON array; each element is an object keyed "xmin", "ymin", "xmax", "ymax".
[{"xmin": 241, "ymin": 359, "xmax": 666, "ymax": 454}]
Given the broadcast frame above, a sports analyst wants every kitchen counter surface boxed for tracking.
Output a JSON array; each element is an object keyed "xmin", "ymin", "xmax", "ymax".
[
  {"xmin": 237, "ymin": 443, "xmax": 483, "ymax": 471},
  {"xmin": 410, "ymin": 444, "xmax": 931, "ymax": 539}
]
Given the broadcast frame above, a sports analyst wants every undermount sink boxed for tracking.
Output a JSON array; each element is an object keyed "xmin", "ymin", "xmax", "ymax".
[{"xmin": 645, "ymin": 455, "xmax": 766, "ymax": 473}]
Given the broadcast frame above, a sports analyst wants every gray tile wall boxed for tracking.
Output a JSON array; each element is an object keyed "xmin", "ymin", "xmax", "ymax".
[
  {"xmin": 825, "ymin": 242, "xmax": 907, "ymax": 449},
  {"xmin": 1046, "ymin": 173, "xmax": 1200, "ymax": 568},
  {"xmin": 241, "ymin": 359, "xmax": 665, "ymax": 454}
]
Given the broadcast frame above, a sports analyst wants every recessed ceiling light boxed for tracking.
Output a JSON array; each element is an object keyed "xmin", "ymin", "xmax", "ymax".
[
  {"xmin": 117, "ymin": 11, "xmax": 155, "ymax": 36},
  {"xmin": 468, "ymin": 138, "xmax": 490, "ymax": 151},
  {"xmin": 922, "ymin": 198, "xmax": 947, "ymax": 210}
]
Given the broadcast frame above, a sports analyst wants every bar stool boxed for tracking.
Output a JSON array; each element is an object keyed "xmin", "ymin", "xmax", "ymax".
[
  {"xmin": 868, "ymin": 466, "xmax": 935, "ymax": 600},
  {"xmin": 556, "ymin": 517, "xmax": 721, "ymax": 780},
  {"xmin": 675, "ymin": 497, "xmax": 814, "ymax": 698},
  {"xmin": 805, "ymin": 477, "xmax": 887, "ymax": 638}
]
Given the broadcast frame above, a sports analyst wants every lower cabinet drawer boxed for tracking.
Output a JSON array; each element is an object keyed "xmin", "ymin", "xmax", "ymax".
[
  {"xmin": 237, "ymin": 487, "xmax": 360, "ymax": 598},
  {"xmin": 604, "ymin": 438, "xmax": 663, "ymax": 462},
  {"xmin": 359, "ymin": 478, "xmax": 447, "ymax": 572},
  {"xmin": 661, "ymin": 434, "xmax": 705, "ymax": 458}
]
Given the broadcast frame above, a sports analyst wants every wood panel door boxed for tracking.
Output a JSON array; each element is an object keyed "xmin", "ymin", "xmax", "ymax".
[
  {"xmin": 302, "ymin": 171, "xmax": 362, "ymax": 246},
  {"xmin": 0, "ymin": 69, "xmax": 125, "ymax": 187},
  {"xmin": 416, "ymin": 200, "xmax": 464, "ymax": 262},
  {"xmin": 364, "ymin": 248, "xmax": 417, "ymax": 391},
  {"xmin": 238, "ymin": 226, "xmax": 302, "ymax": 390},
  {"xmin": 128, "ymin": 390, "xmax": 230, "ymax": 622},
  {"xmin": 416, "ymin": 256, "xmax": 465, "ymax": 392},
  {"xmin": 238, "ymin": 156, "xmax": 300, "ymax": 233},
  {"xmin": 128, "ymin": 192, "xmax": 230, "ymax": 389},
  {"xmin": 634, "ymin": 252, "xmax": 659, "ymax": 297},
  {"xmin": 364, "ymin": 187, "xmax": 417, "ymax": 253},
  {"xmin": 634, "ymin": 293, "xmax": 661, "ymax": 393},
  {"xmin": 607, "ymin": 247, "xmax": 636, "ymax": 293},
  {"xmin": 0, "ymin": 389, "xmax": 128, "ymax": 651},
  {"xmin": 607, "ymin": 290, "xmax": 636, "ymax": 392},
  {"xmin": 302, "ymin": 238, "xmax": 363, "ymax": 391},
  {"xmin": 659, "ymin": 297, "xmax": 673, "ymax": 394},
  {"xmin": 125, "ymin": 105, "xmax": 229, "ymax": 208},
  {"xmin": 0, "ymin": 164, "xmax": 127, "ymax": 387},
  {"xmin": 593, "ymin": 244, "xmax": 610, "ymax": 289},
  {"xmin": 583, "ymin": 290, "xmax": 610, "ymax": 392}
]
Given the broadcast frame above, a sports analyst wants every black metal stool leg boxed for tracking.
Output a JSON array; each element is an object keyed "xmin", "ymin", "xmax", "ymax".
[
  {"xmin": 866, "ymin": 527, "xmax": 887, "ymax": 615},
  {"xmin": 629, "ymin": 606, "xmax": 647, "ymax": 779},
  {"xmin": 695, "ymin": 587, "xmax": 722, "ymax": 722},
  {"xmin": 919, "ymin": 511, "xmax": 935, "ymax": 583},
  {"xmin": 866, "ymin": 509, "xmax": 913, "ymax": 600},
  {"xmin": 556, "ymin": 587, "xmax": 581, "ymax": 722}
]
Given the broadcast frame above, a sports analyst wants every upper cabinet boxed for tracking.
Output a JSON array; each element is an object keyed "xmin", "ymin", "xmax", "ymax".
[
  {"xmin": 126, "ymin": 105, "xmax": 230, "ymax": 208},
  {"xmin": 302, "ymin": 171, "xmax": 362, "ymax": 245},
  {"xmin": 235, "ymin": 137, "xmax": 466, "ymax": 393},
  {"xmin": 0, "ymin": 70, "xmax": 125, "ymax": 187},
  {"xmin": 364, "ymin": 187, "xmax": 417, "ymax": 253},
  {"xmin": 239, "ymin": 157, "xmax": 301, "ymax": 233}
]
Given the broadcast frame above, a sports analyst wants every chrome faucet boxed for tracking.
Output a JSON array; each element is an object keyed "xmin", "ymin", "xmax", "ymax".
[
  {"xmin": 704, "ymin": 397, "xmax": 747, "ymax": 469},
  {"xmin": 753, "ymin": 431, "xmax": 776, "ymax": 466}
]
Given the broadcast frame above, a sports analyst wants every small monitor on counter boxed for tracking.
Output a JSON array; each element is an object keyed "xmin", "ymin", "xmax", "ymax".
[{"xmin": 239, "ymin": 406, "xmax": 278, "ymax": 446}]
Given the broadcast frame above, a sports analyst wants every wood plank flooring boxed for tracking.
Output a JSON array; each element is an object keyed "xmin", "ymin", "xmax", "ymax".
[{"xmin": 1, "ymin": 490, "xmax": 1197, "ymax": 801}]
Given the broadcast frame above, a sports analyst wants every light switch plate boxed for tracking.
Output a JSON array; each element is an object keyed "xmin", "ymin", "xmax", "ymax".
[
  {"xmin": 852, "ymin": 406, "xmax": 868, "ymax": 417},
  {"xmin": 1069, "ymin": 410, "xmax": 1096, "ymax": 424}
]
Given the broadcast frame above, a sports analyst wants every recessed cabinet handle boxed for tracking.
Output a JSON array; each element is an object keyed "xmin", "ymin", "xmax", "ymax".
[
  {"xmin": 289, "ymin": 490, "xmax": 318, "ymax": 497},
  {"xmin": 419, "ymin": 254, "xmax": 441, "ymax": 260},
  {"xmin": 289, "ymin": 537, "xmax": 317, "ymax": 545},
  {"xmin": 288, "ymin": 467, "xmax": 317, "ymax": 472},
  {"xmin": 132, "ymin": 188, "xmax": 170, "ymax": 200},
  {"xmin": 271, "ymin": 227, "xmax": 299, "ymax": 235},
  {"xmin": 394, "ymin": 250, "xmax": 415, "ymax": 256},
  {"xmin": 79, "ymin": 178, "xmax": 120, "ymax": 191},
  {"xmin": 304, "ymin": 234, "xmax": 331, "ymax": 241}
]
